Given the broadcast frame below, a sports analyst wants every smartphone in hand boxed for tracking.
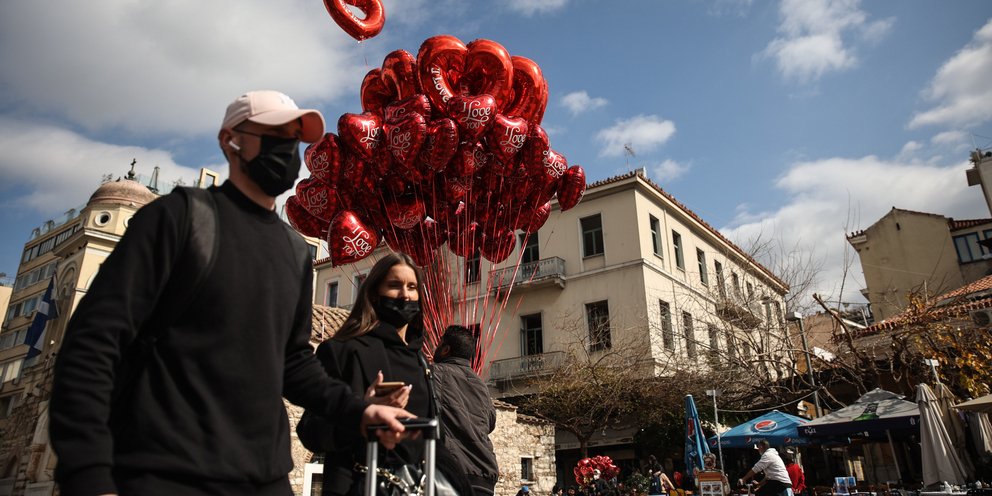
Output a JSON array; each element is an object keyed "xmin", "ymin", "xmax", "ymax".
[{"xmin": 374, "ymin": 381, "xmax": 406, "ymax": 397}]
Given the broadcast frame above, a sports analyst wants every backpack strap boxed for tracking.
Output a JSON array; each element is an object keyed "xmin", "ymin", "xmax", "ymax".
[{"xmin": 110, "ymin": 186, "xmax": 219, "ymax": 409}]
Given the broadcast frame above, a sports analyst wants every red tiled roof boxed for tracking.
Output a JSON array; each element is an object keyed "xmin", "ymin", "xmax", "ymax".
[
  {"xmin": 586, "ymin": 170, "xmax": 789, "ymax": 291},
  {"xmin": 948, "ymin": 218, "xmax": 992, "ymax": 231},
  {"xmin": 310, "ymin": 305, "xmax": 350, "ymax": 344},
  {"xmin": 852, "ymin": 275, "xmax": 992, "ymax": 336}
]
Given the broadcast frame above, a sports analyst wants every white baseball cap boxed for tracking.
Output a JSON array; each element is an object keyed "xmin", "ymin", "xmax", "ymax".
[{"xmin": 222, "ymin": 90, "xmax": 325, "ymax": 143}]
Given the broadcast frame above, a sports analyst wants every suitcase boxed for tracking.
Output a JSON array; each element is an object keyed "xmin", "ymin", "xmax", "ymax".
[{"xmin": 365, "ymin": 418, "xmax": 440, "ymax": 496}]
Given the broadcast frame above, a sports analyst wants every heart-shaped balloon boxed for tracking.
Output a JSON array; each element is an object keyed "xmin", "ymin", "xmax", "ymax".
[
  {"xmin": 384, "ymin": 193, "xmax": 426, "ymax": 230},
  {"xmin": 448, "ymin": 94, "xmax": 496, "ymax": 141},
  {"xmin": 361, "ymin": 68, "xmax": 396, "ymax": 116},
  {"xmin": 448, "ymin": 141, "xmax": 489, "ymax": 178},
  {"xmin": 417, "ymin": 35, "xmax": 467, "ymax": 118},
  {"xmin": 338, "ymin": 112, "xmax": 383, "ymax": 160},
  {"xmin": 285, "ymin": 196, "xmax": 329, "ymax": 239},
  {"xmin": 484, "ymin": 114, "xmax": 528, "ymax": 164},
  {"xmin": 323, "ymin": 0, "xmax": 385, "ymax": 41},
  {"xmin": 418, "ymin": 118, "xmax": 459, "ymax": 172},
  {"xmin": 462, "ymin": 39, "xmax": 514, "ymax": 111},
  {"xmin": 505, "ymin": 55, "xmax": 548, "ymax": 124},
  {"xmin": 521, "ymin": 125, "xmax": 550, "ymax": 176},
  {"xmin": 384, "ymin": 94, "xmax": 431, "ymax": 124},
  {"xmin": 557, "ymin": 165, "xmax": 586, "ymax": 211},
  {"xmin": 295, "ymin": 178, "xmax": 338, "ymax": 221},
  {"xmin": 327, "ymin": 210, "xmax": 380, "ymax": 267},
  {"xmin": 385, "ymin": 112, "xmax": 427, "ymax": 170},
  {"xmin": 482, "ymin": 228, "xmax": 515, "ymax": 263},
  {"xmin": 381, "ymin": 50, "xmax": 420, "ymax": 101},
  {"xmin": 340, "ymin": 149, "xmax": 367, "ymax": 183},
  {"xmin": 541, "ymin": 148, "xmax": 568, "ymax": 181},
  {"xmin": 523, "ymin": 201, "xmax": 552, "ymax": 233},
  {"xmin": 304, "ymin": 133, "xmax": 342, "ymax": 186}
]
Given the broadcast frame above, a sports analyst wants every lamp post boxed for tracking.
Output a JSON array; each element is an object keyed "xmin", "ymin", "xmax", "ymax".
[
  {"xmin": 786, "ymin": 312, "xmax": 822, "ymax": 418},
  {"xmin": 706, "ymin": 389, "xmax": 724, "ymax": 472},
  {"xmin": 923, "ymin": 358, "xmax": 940, "ymax": 383}
]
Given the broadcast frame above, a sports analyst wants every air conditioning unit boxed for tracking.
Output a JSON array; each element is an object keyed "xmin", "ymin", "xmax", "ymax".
[{"xmin": 970, "ymin": 309, "xmax": 992, "ymax": 327}]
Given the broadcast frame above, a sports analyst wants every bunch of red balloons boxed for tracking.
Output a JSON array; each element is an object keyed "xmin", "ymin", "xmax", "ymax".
[
  {"xmin": 573, "ymin": 456, "xmax": 621, "ymax": 485},
  {"xmin": 287, "ymin": 35, "xmax": 587, "ymax": 267}
]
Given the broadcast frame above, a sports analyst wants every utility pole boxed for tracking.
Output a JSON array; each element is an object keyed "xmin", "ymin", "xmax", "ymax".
[
  {"xmin": 706, "ymin": 389, "xmax": 724, "ymax": 472},
  {"xmin": 786, "ymin": 312, "xmax": 821, "ymax": 417}
]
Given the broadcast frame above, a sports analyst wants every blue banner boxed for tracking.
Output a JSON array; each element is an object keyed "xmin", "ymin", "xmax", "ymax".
[
  {"xmin": 24, "ymin": 276, "xmax": 58, "ymax": 360},
  {"xmin": 684, "ymin": 394, "xmax": 710, "ymax": 485}
]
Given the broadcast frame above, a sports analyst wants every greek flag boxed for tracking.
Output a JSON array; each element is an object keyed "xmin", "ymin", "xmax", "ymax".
[{"xmin": 24, "ymin": 276, "xmax": 58, "ymax": 360}]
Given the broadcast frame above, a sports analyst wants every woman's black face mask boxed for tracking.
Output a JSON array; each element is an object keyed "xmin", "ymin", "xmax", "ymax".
[{"xmin": 374, "ymin": 296, "xmax": 421, "ymax": 328}]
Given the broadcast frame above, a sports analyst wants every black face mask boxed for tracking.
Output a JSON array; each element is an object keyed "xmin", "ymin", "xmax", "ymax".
[
  {"xmin": 373, "ymin": 296, "xmax": 421, "ymax": 328},
  {"xmin": 239, "ymin": 134, "xmax": 301, "ymax": 196}
]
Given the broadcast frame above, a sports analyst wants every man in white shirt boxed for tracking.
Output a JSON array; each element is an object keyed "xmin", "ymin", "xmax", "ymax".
[{"xmin": 738, "ymin": 440, "xmax": 793, "ymax": 496}]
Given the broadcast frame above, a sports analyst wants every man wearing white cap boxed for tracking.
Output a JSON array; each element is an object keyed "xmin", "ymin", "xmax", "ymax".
[{"xmin": 50, "ymin": 91, "xmax": 414, "ymax": 496}]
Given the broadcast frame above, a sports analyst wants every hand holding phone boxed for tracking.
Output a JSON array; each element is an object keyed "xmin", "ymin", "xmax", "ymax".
[{"xmin": 374, "ymin": 381, "xmax": 406, "ymax": 397}]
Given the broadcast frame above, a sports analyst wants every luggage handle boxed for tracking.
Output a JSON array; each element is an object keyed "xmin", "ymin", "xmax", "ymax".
[{"xmin": 365, "ymin": 418, "xmax": 439, "ymax": 496}]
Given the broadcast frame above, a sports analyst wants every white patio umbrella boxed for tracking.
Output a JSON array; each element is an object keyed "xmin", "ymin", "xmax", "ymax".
[
  {"xmin": 956, "ymin": 393, "xmax": 992, "ymax": 414},
  {"xmin": 916, "ymin": 383, "xmax": 968, "ymax": 487},
  {"xmin": 933, "ymin": 383, "xmax": 975, "ymax": 479}
]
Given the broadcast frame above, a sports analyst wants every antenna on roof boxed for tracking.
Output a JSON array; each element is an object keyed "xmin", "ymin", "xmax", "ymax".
[{"xmin": 623, "ymin": 144, "xmax": 635, "ymax": 171}]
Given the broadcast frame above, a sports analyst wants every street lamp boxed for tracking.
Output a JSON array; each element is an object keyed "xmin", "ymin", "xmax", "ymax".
[
  {"xmin": 923, "ymin": 358, "xmax": 940, "ymax": 383},
  {"xmin": 706, "ymin": 389, "xmax": 725, "ymax": 473},
  {"xmin": 785, "ymin": 312, "xmax": 822, "ymax": 418}
]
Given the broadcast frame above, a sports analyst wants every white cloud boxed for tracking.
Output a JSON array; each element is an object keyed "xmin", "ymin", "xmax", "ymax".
[
  {"xmin": 505, "ymin": 0, "xmax": 569, "ymax": 16},
  {"xmin": 595, "ymin": 115, "xmax": 676, "ymax": 157},
  {"xmin": 909, "ymin": 19, "xmax": 992, "ymax": 130},
  {"xmin": 722, "ymin": 155, "xmax": 987, "ymax": 305},
  {"xmin": 651, "ymin": 159, "xmax": 691, "ymax": 183},
  {"xmin": 0, "ymin": 1, "xmax": 365, "ymax": 136},
  {"xmin": 897, "ymin": 141, "xmax": 922, "ymax": 160},
  {"xmin": 761, "ymin": 0, "xmax": 894, "ymax": 83},
  {"xmin": 561, "ymin": 91, "xmax": 608, "ymax": 116},
  {"xmin": 931, "ymin": 131, "xmax": 972, "ymax": 152},
  {"xmin": 0, "ymin": 119, "xmax": 206, "ymax": 216}
]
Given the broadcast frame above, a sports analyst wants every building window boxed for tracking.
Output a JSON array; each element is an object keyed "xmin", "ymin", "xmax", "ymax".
[
  {"xmin": 697, "ymin": 249, "xmax": 708, "ymax": 285},
  {"xmin": 520, "ymin": 233, "xmax": 540, "ymax": 264},
  {"xmin": 682, "ymin": 311, "xmax": 696, "ymax": 359},
  {"xmin": 715, "ymin": 261, "xmax": 726, "ymax": 297},
  {"xmin": 520, "ymin": 313, "xmax": 543, "ymax": 356},
  {"xmin": 765, "ymin": 302, "xmax": 772, "ymax": 323},
  {"xmin": 773, "ymin": 301, "xmax": 783, "ymax": 325},
  {"xmin": 746, "ymin": 282, "xmax": 754, "ymax": 300},
  {"xmin": 353, "ymin": 274, "xmax": 367, "ymax": 303},
  {"xmin": 984, "ymin": 230, "xmax": 992, "ymax": 255},
  {"xmin": 954, "ymin": 233, "xmax": 983, "ymax": 263},
  {"xmin": 732, "ymin": 272, "xmax": 741, "ymax": 296},
  {"xmin": 659, "ymin": 300, "xmax": 675, "ymax": 351},
  {"xmin": 586, "ymin": 301, "xmax": 611, "ymax": 351},
  {"xmin": 649, "ymin": 215, "xmax": 662, "ymax": 257},
  {"xmin": 0, "ymin": 394, "xmax": 16, "ymax": 419},
  {"xmin": 466, "ymin": 250, "xmax": 481, "ymax": 283},
  {"xmin": 521, "ymin": 457, "xmax": 535, "ymax": 481},
  {"xmin": 325, "ymin": 281, "xmax": 339, "ymax": 307},
  {"xmin": 307, "ymin": 244, "xmax": 318, "ymax": 261},
  {"xmin": 581, "ymin": 215, "xmax": 604, "ymax": 258},
  {"xmin": 708, "ymin": 324, "xmax": 720, "ymax": 360},
  {"xmin": 725, "ymin": 330, "xmax": 738, "ymax": 360},
  {"xmin": 672, "ymin": 231, "xmax": 684, "ymax": 270}
]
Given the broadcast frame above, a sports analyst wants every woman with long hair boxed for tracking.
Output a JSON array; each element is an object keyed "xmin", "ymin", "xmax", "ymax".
[{"xmin": 298, "ymin": 252, "xmax": 468, "ymax": 496}]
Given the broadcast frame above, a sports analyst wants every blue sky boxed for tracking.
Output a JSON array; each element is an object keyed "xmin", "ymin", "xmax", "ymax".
[{"xmin": 1, "ymin": 0, "xmax": 991, "ymax": 306}]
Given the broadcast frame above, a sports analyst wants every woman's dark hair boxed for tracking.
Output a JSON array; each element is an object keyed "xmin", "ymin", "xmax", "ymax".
[
  {"xmin": 782, "ymin": 453, "xmax": 795, "ymax": 465},
  {"xmin": 334, "ymin": 252, "xmax": 425, "ymax": 341}
]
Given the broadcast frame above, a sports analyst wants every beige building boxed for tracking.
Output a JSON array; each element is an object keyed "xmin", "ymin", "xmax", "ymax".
[{"xmin": 315, "ymin": 169, "xmax": 791, "ymax": 481}]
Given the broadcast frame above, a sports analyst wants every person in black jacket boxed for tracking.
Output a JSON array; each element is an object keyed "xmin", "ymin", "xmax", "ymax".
[
  {"xmin": 432, "ymin": 325, "xmax": 500, "ymax": 495},
  {"xmin": 48, "ymin": 91, "xmax": 413, "ymax": 496},
  {"xmin": 298, "ymin": 252, "xmax": 471, "ymax": 496}
]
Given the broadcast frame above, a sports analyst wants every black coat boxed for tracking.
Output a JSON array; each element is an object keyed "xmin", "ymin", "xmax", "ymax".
[{"xmin": 297, "ymin": 322, "xmax": 470, "ymax": 496}]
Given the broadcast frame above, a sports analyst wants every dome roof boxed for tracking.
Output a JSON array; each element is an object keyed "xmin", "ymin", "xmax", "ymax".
[{"xmin": 87, "ymin": 179, "xmax": 157, "ymax": 207}]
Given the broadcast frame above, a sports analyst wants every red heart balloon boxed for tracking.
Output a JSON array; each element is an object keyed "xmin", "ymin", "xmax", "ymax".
[
  {"xmin": 448, "ymin": 141, "xmax": 489, "ymax": 178},
  {"xmin": 482, "ymin": 228, "xmax": 515, "ymax": 263},
  {"xmin": 361, "ymin": 68, "xmax": 396, "ymax": 116},
  {"xmin": 557, "ymin": 165, "xmax": 586, "ymax": 211},
  {"xmin": 523, "ymin": 201, "xmax": 552, "ymax": 233},
  {"xmin": 340, "ymin": 150, "xmax": 367, "ymax": 183},
  {"xmin": 285, "ymin": 196, "xmax": 328, "ymax": 239},
  {"xmin": 384, "ymin": 193, "xmax": 426, "ymax": 229},
  {"xmin": 384, "ymin": 94, "xmax": 431, "ymax": 124},
  {"xmin": 338, "ymin": 112, "xmax": 383, "ymax": 160},
  {"xmin": 385, "ymin": 112, "xmax": 427, "ymax": 170},
  {"xmin": 462, "ymin": 39, "xmax": 514, "ymax": 111},
  {"xmin": 484, "ymin": 114, "xmax": 528, "ymax": 164},
  {"xmin": 417, "ymin": 35, "xmax": 467, "ymax": 118},
  {"xmin": 448, "ymin": 94, "xmax": 496, "ymax": 141},
  {"xmin": 541, "ymin": 148, "xmax": 568, "ymax": 181},
  {"xmin": 419, "ymin": 118, "xmax": 459, "ymax": 172},
  {"xmin": 323, "ymin": 0, "xmax": 385, "ymax": 41},
  {"xmin": 381, "ymin": 50, "xmax": 421, "ymax": 101},
  {"xmin": 505, "ymin": 56, "xmax": 548, "ymax": 124},
  {"xmin": 304, "ymin": 133, "xmax": 342, "ymax": 187},
  {"xmin": 521, "ymin": 124, "xmax": 550, "ymax": 176},
  {"xmin": 295, "ymin": 178, "xmax": 338, "ymax": 221},
  {"xmin": 327, "ymin": 210, "xmax": 380, "ymax": 267},
  {"xmin": 445, "ymin": 175, "xmax": 473, "ymax": 201}
]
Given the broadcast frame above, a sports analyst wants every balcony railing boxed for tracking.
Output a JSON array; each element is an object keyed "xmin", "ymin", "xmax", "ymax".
[
  {"xmin": 488, "ymin": 351, "xmax": 565, "ymax": 383},
  {"xmin": 715, "ymin": 296, "xmax": 763, "ymax": 329},
  {"xmin": 489, "ymin": 257, "xmax": 566, "ymax": 291}
]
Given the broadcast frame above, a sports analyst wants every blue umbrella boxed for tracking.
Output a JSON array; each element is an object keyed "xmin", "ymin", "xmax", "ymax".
[
  {"xmin": 707, "ymin": 410, "xmax": 811, "ymax": 449},
  {"xmin": 685, "ymin": 394, "xmax": 711, "ymax": 485}
]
